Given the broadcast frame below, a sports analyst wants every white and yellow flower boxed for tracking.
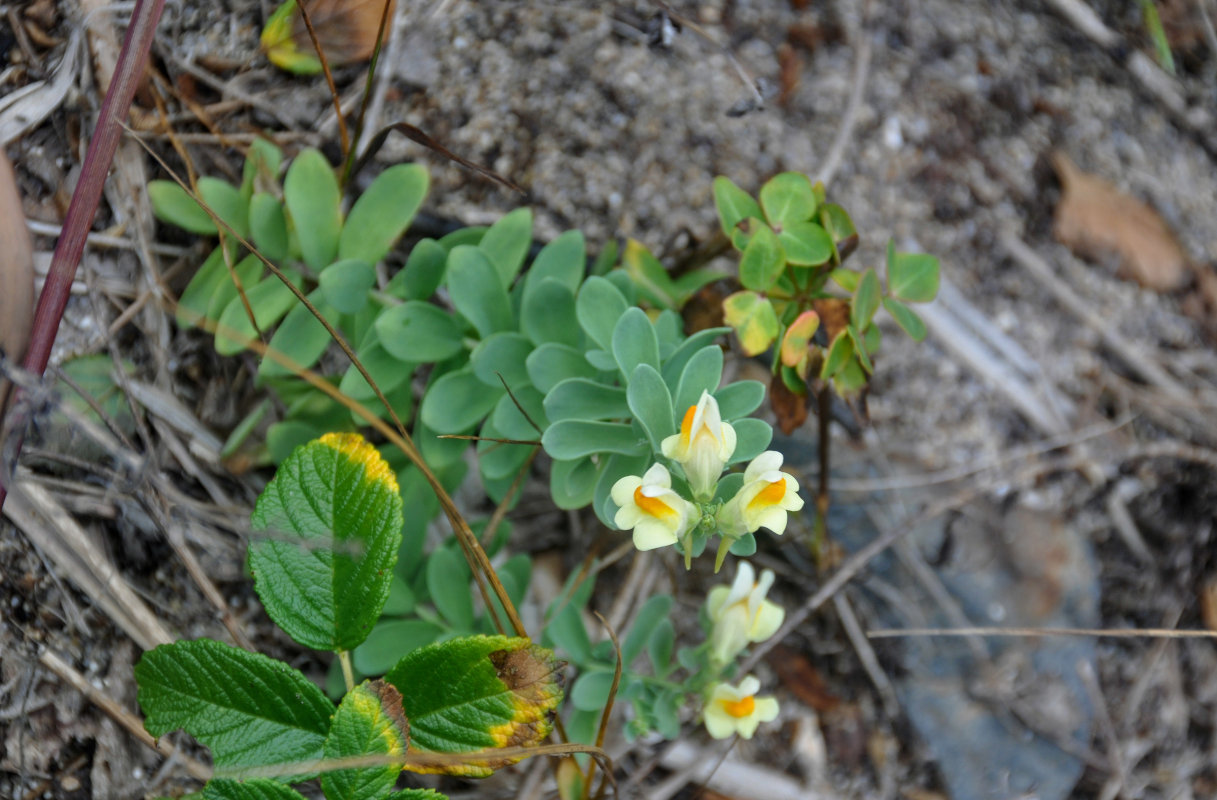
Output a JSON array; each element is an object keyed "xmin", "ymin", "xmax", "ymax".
[
  {"xmin": 661, "ymin": 391, "xmax": 736, "ymax": 500},
  {"xmin": 717, "ymin": 450, "xmax": 804, "ymax": 538},
  {"xmin": 610, "ymin": 463, "xmax": 698, "ymax": 551},
  {"xmin": 706, "ymin": 561, "xmax": 785, "ymax": 664},
  {"xmin": 703, "ymin": 676, "xmax": 780, "ymax": 740}
]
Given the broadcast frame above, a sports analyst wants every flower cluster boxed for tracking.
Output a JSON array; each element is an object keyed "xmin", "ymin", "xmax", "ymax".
[{"xmin": 610, "ymin": 391, "xmax": 804, "ymax": 570}]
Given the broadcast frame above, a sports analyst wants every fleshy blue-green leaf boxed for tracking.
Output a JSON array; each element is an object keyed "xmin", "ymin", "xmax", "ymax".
[
  {"xmin": 338, "ymin": 340, "xmax": 413, "ymax": 406},
  {"xmin": 570, "ymin": 670, "xmax": 615, "ymax": 712},
  {"xmin": 375, "ymin": 301, "xmax": 464, "ymax": 363},
  {"xmin": 177, "ymin": 247, "xmax": 231, "ymax": 328},
  {"xmin": 542, "ymin": 420, "xmax": 647, "ymax": 460},
  {"xmin": 611, "ymin": 308, "xmax": 660, "ymax": 378},
  {"xmin": 249, "ymin": 193, "xmax": 289, "ymax": 262},
  {"xmin": 354, "ymin": 619, "xmax": 446, "ymax": 676},
  {"xmin": 339, "ymin": 163, "xmax": 428, "ymax": 264},
  {"xmin": 526, "ymin": 343, "xmax": 599, "ymax": 393},
  {"xmin": 447, "ymin": 245, "xmax": 513, "ymax": 337},
  {"xmin": 728, "ymin": 418, "xmax": 773, "ymax": 465},
  {"xmin": 549, "ymin": 457, "xmax": 600, "ymax": 510},
  {"xmin": 477, "ymin": 387, "xmax": 544, "ymax": 480},
  {"xmin": 320, "ymin": 259, "xmax": 376, "ymax": 314},
  {"xmin": 621, "ymin": 595, "xmax": 672, "ymax": 667},
  {"xmin": 206, "ymin": 255, "xmax": 264, "ymax": 322},
  {"xmin": 648, "ymin": 620, "xmax": 675, "ymax": 678},
  {"xmin": 135, "ymin": 639, "xmax": 333, "ymax": 776},
  {"xmin": 544, "ymin": 378, "xmax": 628, "ymax": 422},
  {"xmin": 521, "ymin": 278, "xmax": 579, "ymax": 347},
  {"xmin": 576, "ymin": 276, "xmax": 629, "ymax": 351},
  {"xmin": 759, "ymin": 172, "xmax": 816, "ymax": 225},
  {"xmin": 471, "ymin": 332, "xmax": 533, "ymax": 389},
  {"xmin": 149, "ymin": 180, "xmax": 217, "ymax": 234},
  {"xmin": 259, "ymin": 290, "xmax": 341, "ymax": 378},
  {"xmin": 199, "ymin": 177, "xmax": 249, "ymax": 239},
  {"xmin": 384, "ymin": 636, "xmax": 563, "ymax": 777},
  {"xmin": 426, "ymin": 548, "xmax": 474, "ymax": 630},
  {"xmin": 714, "ymin": 380, "xmax": 765, "ymax": 419},
  {"xmin": 249, "ymin": 433, "xmax": 404, "ymax": 651},
  {"xmin": 419, "ymin": 368, "xmax": 504, "ymax": 434},
  {"xmin": 479, "ymin": 208, "xmax": 533, "ymax": 287},
  {"xmin": 387, "ymin": 239, "xmax": 446, "ymax": 301},
  {"xmin": 659, "ymin": 327, "xmax": 729, "ymax": 385},
  {"xmin": 627, "ymin": 364, "xmax": 674, "ymax": 453},
  {"xmin": 525, "ymin": 231, "xmax": 585, "ymax": 300},
  {"xmin": 283, "ymin": 149, "xmax": 341, "ymax": 270},
  {"xmin": 545, "ymin": 603, "xmax": 593, "ymax": 664},
  {"xmin": 215, "ymin": 269, "xmax": 304, "ymax": 356},
  {"xmin": 673, "ymin": 345, "xmax": 723, "ymax": 416},
  {"xmin": 321, "ymin": 680, "xmax": 410, "ymax": 800}
]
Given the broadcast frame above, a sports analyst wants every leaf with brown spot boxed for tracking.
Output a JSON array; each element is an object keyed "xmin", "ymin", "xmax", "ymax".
[
  {"xmin": 263, "ymin": 0, "xmax": 395, "ymax": 74},
  {"xmin": 1051, "ymin": 151, "xmax": 1190, "ymax": 292},
  {"xmin": 812, "ymin": 297, "xmax": 850, "ymax": 341}
]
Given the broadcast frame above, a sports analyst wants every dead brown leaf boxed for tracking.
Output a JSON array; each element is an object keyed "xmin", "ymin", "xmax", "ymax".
[
  {"xmin": 770, "ymin": 372, "xmax": 808, "ymax": 434},
  {"xmin": 291, "ymin": 0, "xmax": 396, "ymax": 67},
  {"xmin": 1051, "ymin": 151, "xmax": 1189, "ymax": 292},
  {"xmin": 812, "ymin": 297, "xmax": 850, "ymax": 340},
  {"xmin": 777, "ymin": 43, "xmax": 801, "ymax": 107},
  {"xmin": 767, "ymin": 643, "xmax": 841, "ymax": 713},
  {"xmin": 0, "ymin": 150, "xmax": 35, "ymax": 411}
]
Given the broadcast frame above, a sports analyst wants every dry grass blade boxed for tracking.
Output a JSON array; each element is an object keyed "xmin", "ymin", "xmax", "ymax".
[
  {"xmin": 352, "ymin": 121, "xmax": 526, "ymax": 194},
  {"xmin": 284, "ymin": 0, "xmax": 397, "ymax": 67}
]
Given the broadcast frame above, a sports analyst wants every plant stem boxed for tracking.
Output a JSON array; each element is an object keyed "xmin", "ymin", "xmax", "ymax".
[
  {"xmin": 339, "ymin": 650, "xmax": 355, "ymax": 692},
  {"xmin": 0, "ymin": 0, "xmax": 166, "ymax": 512}
]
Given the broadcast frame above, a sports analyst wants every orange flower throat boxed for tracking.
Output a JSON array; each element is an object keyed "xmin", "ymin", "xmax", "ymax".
[
  {"xmin": 720, "ymin": 695, "xmax": 756, "ymax": 718},
  {"xmin": 634, "ymin": 486, "xmax": 678, "ymax": 520},
  {"xmin": 747, "ymin": 478, "xmax": 786, "ymax": 511}
]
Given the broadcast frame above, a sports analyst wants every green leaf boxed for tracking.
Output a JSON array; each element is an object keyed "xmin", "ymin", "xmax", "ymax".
[
  {"xmin": 477, "ymin": 388, "xmax": 543, "ymax": 481},
  {"xmin": 835, "ymin": 357, "xmax": 868, "ymax": 395},
  {"xmin": 387, "ymin": 239, "xmax": 446, "ymax": 301},
  {"xmin": 249, "ymin": 433, "xmax": 404, "ymax": 651},
  {"xmin": 420, "ymin": 368, "xmax": 504, "ymax": 434},
  {"xmin": 198, "ymin": 177, "xmax": 249, "ymax": 240},
  {"xmin": 759, "ymin": 172, "xmax": 816, "ymax": 225},
  {"xmin": 267, "ymin": 420, "xmax": 328, "ymax": 464},
  {"xmin": 283, "ymin": 149, "xmax": 342, "ymax": 270},
  {"xmin": 820, "ymin": 202, "xmax": 856, "ymax": 245},
  {"xmin": 526, "ymin": 343, "xmax": 599, "ymax": 393},
  {"xmin": 375, "ymin": 301, "xmax": 464, "ymax": 362},
  {"xmin": 883, "ymin": 296, "xmax": 927, "ymax": 341},
  {"xmin": 249, "ymin": 193, "xmax": 289, "ymax": 262},
  {"xmin": 549, "ymin": 457, "xmax": 600, "ymax": 510},
  {"xmin": 622, "ymin": 239, "xmax": 678, "ymax": 309},
  {"xmin": 259, "ymin": 290, "xmax": 340, "ymax": 378},
  {"xmin": 149, "ymin": 180, "xmax": 217, "ymax": 234},
  {"xmin": 320, "ymin": 259, "xmax": 376, "ymax": 314},
  {"xmin": 728, "ymin": 418, "xmax": 773, "ymax": 465},
  {"xmin": 864, "ymin": 320, "xmax": 882, "ymax": 354},
  {"xmin": 659, "ymin": 327, "xmax": 729, "ymax": 384},
  {"xmin": 851, "ymin": 267, "xmax": 881, "ymax": 331},
  {"xmin": 525, "ymin": 231, "xmax": 585, "ymax": 300},
  {"xmin": 384, "ymin": 636, "xmax": 563, "ymax": 777},
  {"xmin": 426, "ymin": 548, "xmax": 474, "ymax": 630},
  {"xmin": 135, "ymin": 639, "xmax": 333, "ymax": 776},
  {"xmin": 521, "ymin": 278, "xmax": 579, "ymax": 347},
  {"xmin": 241, "ymin": 138, "xmax": 283, "ymax": 196},
  {"xmin": 847, "ymin": 324, "xmax": 873, "ymax": 374},
  {"xmin": 387, "ymin": 791, "xmax": 448, "ymax": 800},
  {"xmin": 673, "ymin": 345, "xmax": 723, "ymax": 416},
  {"xmin": 471, "ymin": 332, "xmax": 534, "ymax": 389},
  {"xmin": 647, "ymin": 620, "xmax": 675, "ymax": 677},
  {"xmin": 177, "ymin": 247, "xmax": 231, "ymax": 328},
  {"xmin": 215, "ymin": 269, "xmax": 304, "ymax": 356},
  {"xmin": 820, "ymin": 331, "xmax": 853, "ymax": 379},
  {"xmin": 575, "ymin": 276, "xmax": 629, "ymax": 352},
  {"xmin": 321, "ymin": 680, "xmax": 410, "ymax": 800},
  {"xmin": 339, "ymin": 163, "xmax": 428, "ymax": 264},
  {"xmin": 722, "ymin": 291, "xmax": 779, "ymax": 356},
  {"xmin": 570, "ymin": 670, "xmax": 614, "ymax": 712},
  {"xmin": 829, "ymin": 268, "xmax": 859, "ymax": 293},
  {"xmin": 544, "ymin": 378, "xmax": 628, "ymax": 422},
  {"xmin": 202, "ymin": 778, "xmax": 309, "ymax": 800},
  {"xmin": 546, "ymin": 603, "xmax": 593, "ymax": 664},
  {"xmin": 738, "ymin": 223, "xmax": 785, "ymax": 291},
  {"xmin": 887, "ymin": 243, "xmax": 940, "ymax": 303},
  {"xmin": 729, "ymin": 532, "xmax": 758, "ymax": 556},
  {"xmin": 712, "ymin": 176, "xmax": 763, "ymax": 239},
  {"xmin": 206, "ymin": 254, "xmax": 264, "ymax": 322},
  {"xmin": 447, "ymin": 245, "xmax": 513, "ymax": 337},
  {"xmin": 627, "ymin": 364, "xmax": 675, "ymax": 453},
  {"xmin": 338, "ymin": 341, "xmax": 413, "ymax": 406},
  {"xmin": 354, "ymin": 620, "xmax": 445, "ymax": 675},
  {"xmin": 611, "ymin": 308, "xmax": 660, "ymax": 377},
  {"xmin": 776, "ymin": 221, "xmax": 833, "ymax": 266},
  {"xmin": 584, "ymin": 349, "xmax": 617, "ymax": 371},
  {"xmin": 542, "ymin": 420, "xmax": 647, "ymax": 460},
  {"xmin": 622, "ymin": 595, "xmax": 672, "ymax": 667},
  {"xmin": 479, "ymin": 208, "xmax": 533, "ymax": 287},
  {"xmin": 713, "ymin": 379, "xmax": 765, "ymax": 419}
]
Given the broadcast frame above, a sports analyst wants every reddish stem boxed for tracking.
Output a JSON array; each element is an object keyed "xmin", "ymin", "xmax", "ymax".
[{"xmin": 0, "ymin": 0, "xmax": 166, "ymax": 510}]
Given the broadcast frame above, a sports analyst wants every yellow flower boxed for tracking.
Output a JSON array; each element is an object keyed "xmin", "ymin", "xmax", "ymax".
[
  {"xmin": 703, "ymin": 676, "xmax": 780, "ymax": 740},
  {"xmin": 661, "ymin": 391, "xmax": 736, "ymax": 500},
  {"xmin": 610, "ymin": 463, "xmax": 697, "ymax": 551},
  {"xmin": 706, "ymin": 561, "xmax": 785, "ymax": 664},
  {"xmin": 717, "ymin": 450, "xmax": 804, "ymax": 538}
]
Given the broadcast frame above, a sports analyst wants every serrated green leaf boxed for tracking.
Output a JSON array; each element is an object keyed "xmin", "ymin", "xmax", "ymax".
[
  {"xmin": 622, "ymin": 595, "xmax": 672, "ymax": 667},
  {"xmin": 722, "ymin": 291, "xmax": 778, "ymax": 356},
  {"xmin": 570, "ymin": 670, "xmax": 614, "ymax": 712},
  {"xmin": 136, "ymin": 639, "xmax": 333, "ymax": 777},
  {"xmin": 375, "ymin": 301, "xmax": 463, "ymax": 362},
  {"xmin": 820, "ymin": 330, "xmax": 853, "ymax": 379},
  {"xmin": 713, "ymin": 176, "xmax": 764, "ymax": 239},
  {"xmin": 777, "ymin": 220, "xmax": 833, "ymax": 266},
  {"xmin": 215, "ymin": 269, "xmax": 304, "ymax": 356},
  {"xmin": 851, "ymin": 268, "xmax": 881, "ymax": 331},
  {"xmin": 283, "ymin": 149, "xmax": 341, "ymax": 270},
  {"xmin": 198, "ymin": 177, "xmax": 249, "ymax": 240},
  {"xmin": 202, "ymin": 778, "xmax": 309, "ymax": 800},
  {"xmin": 340, "ymin": 164, "xmax": 428, "ymax": 264},
  {"xmin": 627, "ymin": 364, "xmax": 674, "ymax": 453},
  {"xmin": 471, "ymin": 332, "xmax": 533, "ymax": 389},
  {"xmin": 544, "ymin": 378, "xmax": 628, "ymax": 422},
  {"xmin": 883, "ymin": 296, "xmax": 927, "ymax": 341},
  {"xmin": 713, "ymin": 379, "xmax": 765, "ymax": 419},
  {"xmin": 611, "ymin": 307, "xmax": 660, "ymax": 377},
  {"xmin": 149, "ymin": 180, "xmax": 217, "ymax": 234},
  {"xmin": 673, "ymin": 345, "xmax": 723, "ymax": 416},
  {"xmin": 249, "ymin": 193, "xmax": 289, "ymax": 262},
  {"xmin": 419, "ymin": 368, "xmax": 504, "ymax": 434},
  {"xmin": 249, "ymin": 433, "xmax": 404, "ymax": 651},
  {"xmin": 542, "ymin": 420, "xmax": 646, "ymax": 460},
  {"xmin": 259, "ymin": 290, "xmax": 340, "ymax": 378},
  {"xmin": 525, "ymin": 230, "xmax": 585, "ymax": 301},
  {"xmin": 479, "ymin": 208, "xmax": 533, "ymax": 286},
  {"xmin": 384, "ymin": 636, "xmax": 563, "ymax": 777},
  {"xmin": 887, "ymin": 245, "xmax": 940, "ymax": 303},
  {"xmin": 738, "ymin": 223, "xmax": 785, "ymax": 291},
  {"xmin": 322, "ymin": 680, "xmax": 409, "ymax": 800},
  {"xmin": 728, "ymin": 418, "xmax": 773, "ymax": 465},
  {"xmin": 526, "ymin": 343, "xmax": 599, "ymax": 393},
  {"xmin": 319, "ymin": 259, "xmax": 376, "ymax": 314},
  {"xmin": 447, "ymin": 245, "xmax": 513, "ymax": 337},
  {"xmin": 647, "ymin": 619, "xmax": 675, "ymax": 677},
  {"xmin": 387, "ymin": 239, "xmax": 446, "ymax": 301},
  {"xmin": 575, "ymin": 276, "xmax": 629, "ymax": 351},
  {"xmin": 759, "ymin": 172, "xmax": 816, "ymax": 225},
  {"xmin": 426, "ymin": 548, "xmax": 474, "ymax": 630},
  {"xmin": 521, "ymin": 278, "xmax": 579, "ymax": 347},
  {"xmin": 549, "ymin": 457, "xmax": 600, "ymax": 510}
]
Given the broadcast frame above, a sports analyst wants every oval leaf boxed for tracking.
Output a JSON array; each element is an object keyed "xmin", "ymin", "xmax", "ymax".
[
  {"xmin": 375, "ymin": 301, "xmax": 464, "ymax": 362},
  {"xmin": 447, "ymin": 245, "xmax": 513, "ymax": 337},
  {"xmin": 149, "ymin": 180, "xmax": 217, "ymax": 234},
  {"xmin": 722, "ymin": 291, "xmax": 778, "ymax": 356},
  {"xmin": 627, "ymin": 363, "xmax": 675, "ymax": 453},
  {"xmin": 471, "ymin": 331, "xmax": 534, "ymax": 389},
  {"xmin": 713, "ymin": 176, "xmax": 764, "ymax": 238},
  {"xmin": 284, "ymin": 148, "xmax": 342, "ymax": 270},
  {"xmin": 738, "ymin": 223, "xmax": 785, "ymax": 291},
  {"xmin": 673, "ymin": 345, "xmax": 723, "ymax": 416},
  {"xmin": 611, "ymin": 307, "xmax": 660, "ymax": 377},
  {"xmin": 883, "ymin": 296, "xmax": 928, "ymax": 341},
  {"xmin": 419, "ymin": 368, "xmax": 504, "ymax": 434},
  {"xmin": 340, "ymin": 163, "xmax": 429, "ymax": 264},
  {"xmin": 888, "ymin": 246, "xmax": 941, "ymax": 303},
  {"xmin": 575, "ymin": 276, "xmax": 629, "ymax": 351},
  {"xmin": 259, "ymin": 290, "xmax": 340, "ymax": 378},
  {"xmin": 759, "ymin": 172, "xmax": 817, "ymax": 225},
  {"xmin": 388, "ymin": 238, "xmax": 447, "ymax": 301},
  {"xmin": 777, "ymin": 220, "xmax": 833, "ymax": 266},
  {"xmin": 525, "ymin": 230, "xmax": 585, "ymax": 301},
  {"xmin": 526, "ymin": 343, "xmax": 599, "ymax": 393},
  {"xmin": 479, "ymin": 208, "xmax": 533, "ymax": 287},
  {"xmin": 215, "ymin": 269, "xmax": 303, "ymax": 356},
  {"xmin": 521, "ymin": 278, "xmax": 579, "ymax": 347},
  {"xmin": 850, "ymin": 268, "xmax": 881, "ymax": 331},
  {"xmin": 544, "ymin": 378, "xmax": 628, "ymax": 422},
  {"xmin": 320, "ymin": 258, "xmax": 376, "ymax": 314},
  {"xmin": 542, "ymin": 420, "xmax": 647, "ymax": 460},
  {"xmin": 249, "ymin": 192, "xmax": 289, "ymax": 262}
]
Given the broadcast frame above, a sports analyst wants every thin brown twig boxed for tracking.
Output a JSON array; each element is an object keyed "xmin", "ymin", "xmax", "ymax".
[
  {"xmin": 295, "ymin": 0, "xmax": 349, "ymax": 158},
  {"xmin": 342, "ymin": 0, "xmax": 395, "ymax": 187}
]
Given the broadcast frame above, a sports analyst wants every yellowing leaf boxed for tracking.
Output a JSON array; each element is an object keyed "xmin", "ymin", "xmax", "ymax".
[
  {"xmin": 263, "ymin": 0, "xmax": 396, "ymax": 75},
  {"xmin": 722, "ymin": 291, "xmax": 778, "ymax": 356}
]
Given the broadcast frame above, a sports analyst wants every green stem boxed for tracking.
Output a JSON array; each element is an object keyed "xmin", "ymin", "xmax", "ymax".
[{"xmin": 338, "ymin": 650, "xmax": 355, "ymax": 692}]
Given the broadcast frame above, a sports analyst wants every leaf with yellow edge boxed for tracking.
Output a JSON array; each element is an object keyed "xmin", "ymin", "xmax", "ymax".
[
  {"xmin": 322, "ymin": 680, "xmax": 410, "ymax": 800},
  {"xmin": 722, "ymin": 291, "xmax": 778, "ymax": 356},
  {"xmin": 780, "ymin": 310, "xmax": 819, "ymax": 369},
  {"xmin": 385, "ymin": 636, "xmax": 565, "ymax": 778},
  {"xmin": 262, "ymin": 0, "xmax": 397, "ymax": 76}
]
